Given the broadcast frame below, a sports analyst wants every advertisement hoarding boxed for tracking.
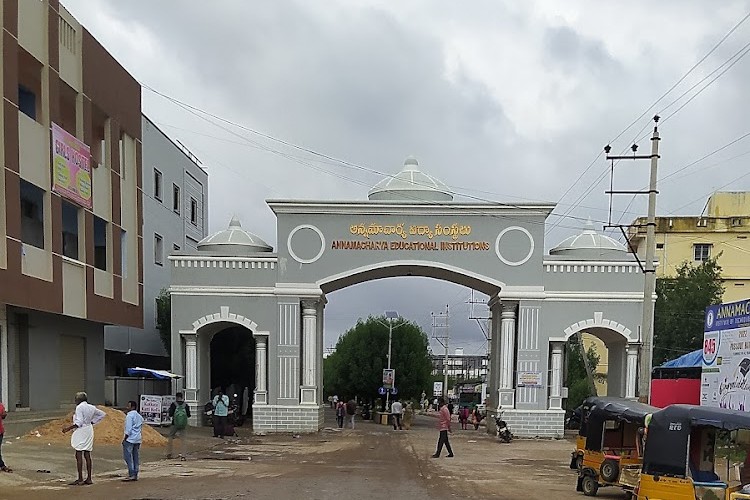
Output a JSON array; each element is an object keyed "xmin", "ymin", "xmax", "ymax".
[
  {"xmin": 382, "ymin": 369, "xmax": 395, "ymax": 389},
  {"xmin": 433, "ymin": 381, "xmax": 443, "ymax": 396},
  {"xmin": 51, "ymin": 123, "xmax": 92, "ymax": 209},
  {"xmin": 701, "ymin": 299, "xmax": 750, "ymax": 410}
]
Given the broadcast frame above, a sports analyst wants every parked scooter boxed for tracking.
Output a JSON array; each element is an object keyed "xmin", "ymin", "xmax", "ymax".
[{"xmin": 494, "ymin": 412, "xmax": 513, "ymax": 443}]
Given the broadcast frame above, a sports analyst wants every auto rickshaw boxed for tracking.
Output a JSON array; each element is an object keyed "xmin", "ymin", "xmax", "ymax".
[
  {"xmin": 573, "ymin": 397, "xmax": 657, "ymax": 497},
  {"xmin": 635, "ymin": 404, "xmax": 750, "ymax": 500}
]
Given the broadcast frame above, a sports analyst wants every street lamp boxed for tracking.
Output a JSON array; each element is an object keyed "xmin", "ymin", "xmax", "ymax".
[{"xmin": 384, "ymin": 310, "xmax": 399, "ymax": 410}]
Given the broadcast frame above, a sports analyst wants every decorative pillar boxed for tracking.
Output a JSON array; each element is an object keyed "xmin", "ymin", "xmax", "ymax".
[
  {"xmin": 487, "ymin": 299, "xmax": 502, "ymax": 413},
  {"xmin": 549, "ymin": 341, "xmax": 564, "ymax": 409},
  {"xmin": 498, "ymin": 302, "xmax": 517, "ymax": 408},
  {"xmin": 300, "ymin": 301, "xmax": 318, "ymax": 404},
  {"xmin": 254, "ymin": 335, "xmax": 268, "ymax": 404},
  {"xmin": 626, "ymin": 344, "xmax": 639, "ymax": 399},
  {"xmin": 182, "ymin": 333, "xmax": 198, "ymax": 424}
]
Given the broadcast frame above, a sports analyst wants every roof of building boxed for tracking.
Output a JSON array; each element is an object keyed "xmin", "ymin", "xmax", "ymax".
[
  {"xmin": 197, "ymin": 216, "xmax": 273, "ymax": 254},
  {"xmin": 368, "ymin": 156, "xmax": 454, "ymax": 202},
  {"xmin": 550, "ymin": 220, "xmax": 628, "ymax": 258}
]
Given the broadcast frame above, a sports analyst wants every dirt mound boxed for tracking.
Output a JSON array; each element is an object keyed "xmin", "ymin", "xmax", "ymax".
[{"xmin": 26, "ymin": 406, "xmax": 167, "ymax": 447}]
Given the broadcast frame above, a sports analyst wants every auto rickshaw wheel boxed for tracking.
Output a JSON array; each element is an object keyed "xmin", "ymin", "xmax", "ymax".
[
  {"xmin": 600, "ymin": 459, "xmax": 619, "ymax": 483},
  {"xmin": 581, "ymin": 475, "xmax": 599, "ymax": 496}
]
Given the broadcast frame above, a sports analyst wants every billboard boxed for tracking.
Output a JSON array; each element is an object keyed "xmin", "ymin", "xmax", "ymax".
[
  {"xmin": 701, "ymin": 299, "xmax": 750, "ymax": 410},
  {"xmin": 51, "ymin": 123, "xmax": 92, "ymax": 209},
  {"xmin": 382, "ymin": 368, "xmax": 395, "ymax": 389}
]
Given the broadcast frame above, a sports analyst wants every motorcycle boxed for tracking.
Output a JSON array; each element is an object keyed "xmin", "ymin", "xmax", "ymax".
[{"xmin": 494, "ymin": 412, "xmax": 513, "ymax": 443}]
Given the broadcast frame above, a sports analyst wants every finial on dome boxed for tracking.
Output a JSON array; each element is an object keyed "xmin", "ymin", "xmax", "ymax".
[
  {"xmin": 583, "ymin": 217, "xmax": 596, "ymax": 232},
  {"xmin": 229, "ymin": 216, "xmax": 242, "ymax": 228}
]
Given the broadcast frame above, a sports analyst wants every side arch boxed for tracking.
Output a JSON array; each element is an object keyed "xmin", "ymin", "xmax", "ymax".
[
  {"xmin": 550, "ymin": 312, "xmax": 634, "ymax": 343},
  {"xmin": 184, "ymin": 306, "xmax": 266, "ymax": 335}
]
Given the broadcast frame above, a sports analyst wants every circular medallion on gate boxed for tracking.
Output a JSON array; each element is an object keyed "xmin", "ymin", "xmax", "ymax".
[
  {"xmin": 495, "ymin": 226, "xmax": 534, "ymax": 266},
  {"xmin": 287, "ymin": 224, "xmax": 326, "ymax": 264}
]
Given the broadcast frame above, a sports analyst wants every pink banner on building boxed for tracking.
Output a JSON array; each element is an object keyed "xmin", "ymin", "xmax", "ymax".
[{"xmin": 51, "ymin": 122, "xmax": 92, "ymax": 209}]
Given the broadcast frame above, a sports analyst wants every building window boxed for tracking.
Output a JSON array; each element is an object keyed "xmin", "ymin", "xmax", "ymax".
[
  {"xmin": 121, "ymin": 229, "xmax": 127, "ymax": 278},
  {"xmin": 18, "ymin": 86, "xmax": 36, "ymax": 121},
  {"xmin": 190, "ymin": 198, "xmax": 198, "ymax": 226},
  {"xmin": 154, "ymin": 168, "xmax": 163, "ymax": 201},
  {"xmin": 93, "ymin": 216, "xmax": 108, "ymax": 271},
  {"xmin": 697, "ymin": 219, "xmax": 708, "ymax": 227},
  {"xmin": 20, "ymin": 180, "xmax": 45, "ymax": 249},
  {"xmin": 154, "ymin": 233, "xmax": 163, "ymax": 266},
  {"xmin": 736, "ymin": 283, "xmax": 746, "ymax": 287},
  {"xmin": 656, "ymin": 243, "xmax": 664, "ymax": 249},
  {"xmin": 61, "ymin": 201, "xmax": 79, "ymax": 260},
  {"xmin": 732, "ymin": 218, "xmax": 743, "ymax": 227},
  {"xmin": 694, "ymin": 243, "xmax": 712, "ymax": 262},
  {"xmin": 173, "ymin": 243, "xmax": 181, "ymax": 251},
  {"xmin": 173, "ymin": 184, "xmax": 181, "ymax": 214},
  {"xmin": 155, "ymin": 297, "xmax": 159, "ymax": 327}
]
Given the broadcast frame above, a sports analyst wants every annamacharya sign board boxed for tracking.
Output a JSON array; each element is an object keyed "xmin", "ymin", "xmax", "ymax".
[
  {"xmin": 701, "ymin": 298, "xmax": 750, "ymax": 410},
  {"xmin": 51, "ymin": 123, "xmax": 92, "ymax": 209}
]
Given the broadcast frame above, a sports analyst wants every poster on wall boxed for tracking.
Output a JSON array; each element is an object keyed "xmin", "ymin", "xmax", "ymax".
[
  {"xmin": 517, "ymin": 371, "xmax": 543, "ymax": 388},
  {"xmin": 51, "ymin": 122, "xmax": 92, "ymax": 209},
  {"xmin": 701, "ymin": 298, "xmax": 750, "ymax": 410}
]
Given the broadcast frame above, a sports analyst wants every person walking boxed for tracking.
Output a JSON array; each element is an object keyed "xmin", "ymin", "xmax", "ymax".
[
  {"xmin": 62, "ymin": 392, "xmax": 106, "ymax": 485},
  {"xmin": 212, "ymin": 389, "xmax": 230, "ymax": 438},
  {"xmin": 459, "ymin": 405, "xmax": 470, "ymax": 430},
  {"xmin": 122, "ymin": 400, "xmax": 144, "ymax": 482},
  {"xmin": 346, "ymin": 399, "xmax": 357, "ymax": 429},
  {"xmin": 335, "ymin": 400, "xmax": 346, "ymax": 428},
  {"xmin": 472, "ymin": 406, "xmax": 484, "ymax": 430},
  {"xmin": 431, "ymin": 397, "xmax": 454, "ymax": 458},
  {"xmin": 0, "ymin": 401, "xmax": 11, "ymax": 473},
  {"xmin": 390, "ymin": 399, "xmax": 403, "ymax": 430},
  {"xmin": 167, "ymin": 392, "xmax": 191, "ymax": 459}
]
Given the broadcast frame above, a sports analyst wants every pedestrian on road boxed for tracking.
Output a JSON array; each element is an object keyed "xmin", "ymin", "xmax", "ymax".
[
  {"xmin": 390, "ymin": 399, "xmax": 403, "ymax": 430},
  {"xmin": 212, "ymin": 389, "xmax": 230, "ymax": 438},
  {"xmin": 0, "ymin": 401, "xmax": 11, "ymax": 473},
  {"xmin": 62, "ymin": 392, "xmax": 106, "ymax": 485},
  {"xmin": 431, "ymin": 397, "xmax": 453, "ymax": 458},
  {"xmin": 472, "ymin": 406, "xmax": 483, "ymax": 431},
  {"xmin": 332, "ymin": 394, "xmax": 339, "ymax": 409},
  {"xmin": 459, "ymin": 406, "xmax": 469, "ymax": 430},
  {"xmin": 122, "ymin": 400, "xmax": 144, "ymax": 482},
  {"xmin": 336, "ymin": 400, "xmax": 346, "ymax": 428},
  {"xmin": 167, "ymin": 392, "xmax": 191, "ymax": 459},
  {"xmin": 346, "ymin": 399, "xmax": 357, "ymax": 429}
]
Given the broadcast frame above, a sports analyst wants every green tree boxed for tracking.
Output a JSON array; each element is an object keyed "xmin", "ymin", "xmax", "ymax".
[
  {"xmin": 155, "ymin": 288, "xmax": 171, "ymax": 355},
  {"xmin": 653, "ymin": 257, "xmax": 724, "ymax": 364},
  {"xmin": 565, "ymin": 337, "xmax": 601, "ymax": 411},
  {"xmin": 323, "ymin": 316, "xmax": 433, "ymax": 401}
]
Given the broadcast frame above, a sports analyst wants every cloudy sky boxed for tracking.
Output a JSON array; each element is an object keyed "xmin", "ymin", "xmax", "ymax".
[{"xmin": 62, "ymin": 0, "xmax": 750, "ymax": 355}]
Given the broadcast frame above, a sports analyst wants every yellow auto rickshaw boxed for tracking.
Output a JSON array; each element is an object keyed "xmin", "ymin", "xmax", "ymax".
[
  {"xmin": 636, "ymin": 404, "xmax": 750, "ymax": 500},
  {"xmin": 573, "ymin": 397, "xmax": 656, "ymax": 497}
]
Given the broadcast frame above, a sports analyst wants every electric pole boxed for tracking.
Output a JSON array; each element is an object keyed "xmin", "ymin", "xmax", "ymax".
[
  {"xmin": 432, "ymin": 305, "xmax": 450, "ymax": 399},
  {"xmin": 604, "ymin": 115, "xmax": 660, "ymax": 403}
]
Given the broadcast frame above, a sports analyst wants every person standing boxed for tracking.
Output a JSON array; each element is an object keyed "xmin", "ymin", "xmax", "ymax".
[
  {"xmin": 459, "ymin": 406, "xmax": 469, "ymax": 430},
  {"xmin": 0, "ymin": 401, "xmax": 10, "ymax": 473},
  {"xmin": 167, "ymin": 392, "xmax": 191, "ymax": 459},
  {"xmin": 212, "ymin": 389, "xmax": 230, "ymax": 438},
  {"xmin": 335, "ymin": 400, "xmax": 346, "ymax": 428},
  {"xmin": 122, "ymin": 401, "xmax": 144, "ymax": 481},
  {"xmin": 346, "ymin": 399, "xmax": 357, "ymax": 429},
  {"xmin": 472, "ymin": 406, "xmax": 484, "ymax": 430},
  {"xmin": 390, "ymin": 399, "xmax": 403, "ymax": 430},
  {"xmin": 62, "ymin": 392, "xmax": 106, "ymax": 485},
  {"xmin": 431, "ymin": 397, "xmax": 454, "ymax": 458}
]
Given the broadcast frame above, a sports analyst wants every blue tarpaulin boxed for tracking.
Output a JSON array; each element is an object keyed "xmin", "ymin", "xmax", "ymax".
[
  {"xmin": 126, "ymin": 367, "xmax": 182, "ymax": 380},
  {"xmin": 660, "ymin": 349, "xmax": 703, "ymax": 368}
]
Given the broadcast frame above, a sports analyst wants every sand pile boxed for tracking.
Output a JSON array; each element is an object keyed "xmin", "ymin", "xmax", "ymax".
[{"xmin": 26, "ymin": 406, "xmax": 167, "ymax": 447}]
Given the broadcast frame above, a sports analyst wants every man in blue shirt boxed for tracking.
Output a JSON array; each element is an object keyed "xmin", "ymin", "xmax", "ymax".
[
  {"xmin": 212, "ymin": 389, "xmax": 230, "ymax": 438},
  {"xmin": 122, "ymin": 400, "xmax": 144, "ymax": 481}
]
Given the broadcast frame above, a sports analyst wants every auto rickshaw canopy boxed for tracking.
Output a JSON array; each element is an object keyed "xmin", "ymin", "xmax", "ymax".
[
  {"xmin": 581, "ymin": 397, "xmax": 657, "ymax": 452},
  {"xmin": 643, "ymin": 404, "xmax": 750, "ymax": 477}
]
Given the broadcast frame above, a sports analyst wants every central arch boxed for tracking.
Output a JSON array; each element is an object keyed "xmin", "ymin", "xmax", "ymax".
[{"xmin": 317, "ymin": 260, "xmax": 505, "ymax": 295}]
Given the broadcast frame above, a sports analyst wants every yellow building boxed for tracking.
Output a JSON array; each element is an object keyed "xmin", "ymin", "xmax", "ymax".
[{"xmin": 628, "ymin": 191, "xmax": 750, "ymax": 302}]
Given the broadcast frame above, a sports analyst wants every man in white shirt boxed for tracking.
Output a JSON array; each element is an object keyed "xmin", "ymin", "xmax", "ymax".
[
  {"xmin": 62, "ymin": 392, "xmax": 106, "ymax": 485},
  {"xmin": 391, "ymin": 399, "xmax": 404, "ymax": 430}
]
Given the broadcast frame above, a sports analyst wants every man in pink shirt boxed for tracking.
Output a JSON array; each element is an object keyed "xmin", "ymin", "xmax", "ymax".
[{"xmin": 431, "ymin": 397, "xmax": 454, "ymax": 458}]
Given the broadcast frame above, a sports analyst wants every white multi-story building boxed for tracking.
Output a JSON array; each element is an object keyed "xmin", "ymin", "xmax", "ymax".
[
  {"xmin": 104, "ymin": 116, "xmax": 207, "ymax": 373},
  {"xmin": 431, "ymin": 348, "xmax": 488, "ymax": 381}
]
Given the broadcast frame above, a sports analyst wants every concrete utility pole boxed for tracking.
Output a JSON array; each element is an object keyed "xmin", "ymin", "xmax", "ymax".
[
  {"xmin": 432, "ymin": 305, "xmax": 450, "ymax": 399},
  {"xmin": 604, "ymin": 116, "xmax": 660, "ymax": 403}
]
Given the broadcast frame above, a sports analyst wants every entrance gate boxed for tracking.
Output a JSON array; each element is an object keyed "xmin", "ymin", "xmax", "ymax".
[{"xmin": 169, "ymin": 158, "xmax": 646, "ymax": 437}]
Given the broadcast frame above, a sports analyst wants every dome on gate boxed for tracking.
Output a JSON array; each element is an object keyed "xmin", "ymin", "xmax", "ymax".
[
  {"xmin": 550, "ymin": 219, "xmax": 628, "ymax": 257},
  {"xmin": 197, "ymin": 216, "xmax": 273, "ymax": 254},
  {"xmin": 368, "ymin": 156, "xmax": 454, "ymax": 202}
]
